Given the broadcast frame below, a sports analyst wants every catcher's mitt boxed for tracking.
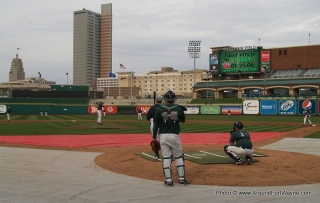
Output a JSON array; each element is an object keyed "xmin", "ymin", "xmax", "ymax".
[{"xmin": 150, "ymin": 139, "xmax": 161, "ymax": 158}]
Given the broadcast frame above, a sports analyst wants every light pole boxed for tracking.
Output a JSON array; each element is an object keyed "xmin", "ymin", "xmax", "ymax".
[
  {"xmin": 188, "ymin": 40, "xmax": 201, "ymax": 86},
  {"xmin": 38, "ymin": 72, "xmax": 41, "ymax": 88},
  {"xmin": 181, "ymin": 72, "xmax": 184, "ymax": 97},
  {"xmin": 206, "ymin": 72, "xmax": 210, "ymax": 99},
  {"xmin": 298, "ymin": 65, "xmax": 301, "ymax": 97},
  {"xmin": 155, "ymin": 72, "xmax": 158, "ymax": 96},
  {"xmin": 66, "ymin": 73, "xmax": 68, "ymax": 85},
  {"xmin": 238, "ymin": 71, "xmax": 241, "ymax": 98},
  {"xmin": 264, "ymin": 72, "xmax": 266, "ymax": 96},
  {"xmin": 130, "ymin": 72, "xmax": 134, "ymax": 99}
]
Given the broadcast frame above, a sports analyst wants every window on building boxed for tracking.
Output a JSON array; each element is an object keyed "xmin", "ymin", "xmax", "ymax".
[
  {"xmin": 284, "ymin": 50, "xmax": 287, "ymax": 55},
  {"xmin": 279, "ymin": 50, "xmax": 282, "ymax": 55}
]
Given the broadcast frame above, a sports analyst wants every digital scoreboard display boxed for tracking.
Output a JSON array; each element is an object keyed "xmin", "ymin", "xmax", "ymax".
[{"xmin": 219, "ymin": 49, "xmax": 260, "ymax": 74}]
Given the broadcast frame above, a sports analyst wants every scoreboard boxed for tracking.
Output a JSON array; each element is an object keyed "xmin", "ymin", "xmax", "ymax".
[
  {"xmin": 219, "ymin": 49, "xmax": 260, "ymax": 73},
  {"xmin": 209, "ymin": 46, "xmax": 271, "ymax": 74}
]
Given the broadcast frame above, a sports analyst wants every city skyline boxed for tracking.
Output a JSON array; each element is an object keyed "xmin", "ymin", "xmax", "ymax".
[{"xmin": 1, "ymin": 0, "xmax": 319, "ymax": 84}]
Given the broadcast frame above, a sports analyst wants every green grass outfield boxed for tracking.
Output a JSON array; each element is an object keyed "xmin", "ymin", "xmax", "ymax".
[{"xmin": 0, "ymin": 114, "xmax": 319, "ymax": 138}]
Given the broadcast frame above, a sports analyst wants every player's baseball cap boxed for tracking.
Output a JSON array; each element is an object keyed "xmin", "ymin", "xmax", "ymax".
[
  {"xmin": 156, "ymin": 95, "xmax": 163, "ymax": 102},
  {"xmin": 233, "ymin": 121, "xmax": 244, "ymax": 129}
]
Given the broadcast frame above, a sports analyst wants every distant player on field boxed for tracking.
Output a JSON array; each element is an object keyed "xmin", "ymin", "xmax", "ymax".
[{"xmin": 303, "ymin": 108, "xmax": 312, "ymax": 126}]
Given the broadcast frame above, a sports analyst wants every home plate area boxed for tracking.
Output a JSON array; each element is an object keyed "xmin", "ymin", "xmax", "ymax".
[{"xmin": 135, "ymin": 150, "xmax": 267, "ymax": 164}]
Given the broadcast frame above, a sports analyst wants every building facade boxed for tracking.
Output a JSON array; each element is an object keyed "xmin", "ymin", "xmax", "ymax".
[
  {"xmin": 73, "ymin": 8, "xmax": 101, "ymax": 86},
  {"xmin": 9, "ymin": 54, "xmax": 25, "ymax": 82},
  {"xmin": 73, "ymin": 3, "xmax": 112, "ymax": 86},
  {"xmin": 100, "ymin": 4, "xmax": 112, "ymax": 78},
  {"xmin": 193, "ymin": 44, "xmax": 320, "ymax": 98},
  {"xmin": 97, "ymin": 67, "xmax": 208, "ymax": 99}
]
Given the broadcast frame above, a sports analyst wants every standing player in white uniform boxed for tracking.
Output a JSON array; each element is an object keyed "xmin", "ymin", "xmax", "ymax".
[
  {"xmin": 97, "ymin": 101, "xmax": 103, "ymax": 125},
  {"xmin": 303, "ymin": 108, "xmax": 313, "ymax": 126},
  {"xmin": 152, "ymin": 90, "xmax": 188, "ymax": 187},
  {"xmin": 7, "ymin": 107, "xmax": 12, "ymax": 121}
]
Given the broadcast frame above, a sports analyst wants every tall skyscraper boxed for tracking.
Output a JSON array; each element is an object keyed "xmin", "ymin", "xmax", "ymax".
[
  {"xmin": 100, "ymin": 4, "xmax": 112, "ymax": 78},
  {"xmin": 9, "ymin": 54, "xmax": 25, "ymax": 82},
  {"xmin": 73, "ymin": 3, "xmax": 112, "ymax": 86}
]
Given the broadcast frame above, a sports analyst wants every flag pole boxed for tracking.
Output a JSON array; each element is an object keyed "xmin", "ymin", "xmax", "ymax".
[
  {"xmin": 309, "ymin": 33, "xmax": 311, "ymax": 45},
  {"xmin": 119, "ymin": 63, "xmax": 121, "ymax": 98}
]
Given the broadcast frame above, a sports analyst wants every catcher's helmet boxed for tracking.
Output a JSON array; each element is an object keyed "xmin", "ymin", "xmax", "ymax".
[
  {"xmin": 233, "ymin": 121, "xmax": 244, "ymax": 129},
  {"xmin": 164, "ymin": 90, "xmax": 176, "ymax": 102}
]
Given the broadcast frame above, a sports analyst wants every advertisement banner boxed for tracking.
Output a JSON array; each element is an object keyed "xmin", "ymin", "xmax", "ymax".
[
  {"xmin": 243, "ymin": 100, "xmax": 259, "ymax": 114},
  {"xmin": 210, "ymin": 53, "xmax": 219, "ymax": 74},
  {"xmin": 0, "ymin": 105, "xmax": 7, "ymax": 114},
  {"xmin": 136, "ymin": 106, "xmax": 151, "ymax": 114},
  {"xmin": 278, "ymin": 100, "xmax": 296, "ymax": 115},
  {"xmin": 260, "ymin": 100, "xmax": 277, "ymax": 115},
  {"xmin": 88, "ymin": 105, "xmax": 117, "ymax": 114},
  {"xmin": 200, "ymin": 105, "xmax": 220, "ymax": 114},
  {"xmin": 260, "ymin": 50, "xmax": 271, "ymax": 73},
  {"xmin": 298, "ymin": 100, "xmax": 316, "ymax": 115},
  {"xmin": 222, "ymin": 106, "xmax": 242, "ymax": 115},
  {"xmin": 185, "ymin": 106, "xmax": 199, "ymax": 114}
]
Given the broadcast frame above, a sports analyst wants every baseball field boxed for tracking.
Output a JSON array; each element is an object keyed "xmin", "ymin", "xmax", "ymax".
[{"xmin": 0, "ymin": 114, "xmax": 320, "ymax": 186}]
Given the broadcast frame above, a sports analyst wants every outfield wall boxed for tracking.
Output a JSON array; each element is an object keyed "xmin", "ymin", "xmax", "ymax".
[{"xmin": 1, "ymin": 99, "xmax": 319, "ymax": 115}]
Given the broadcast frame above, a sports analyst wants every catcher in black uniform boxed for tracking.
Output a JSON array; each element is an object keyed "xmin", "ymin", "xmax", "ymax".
[
  {"xmin": 224, "ymin": 121, "xmax": 254, "ymax": 165},
  {"xmin": 153, "ymin": 90, "xmax": 188, "ymax": 187}
]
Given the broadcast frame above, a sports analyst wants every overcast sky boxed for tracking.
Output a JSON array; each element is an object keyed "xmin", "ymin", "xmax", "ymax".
[{"xmin": 0, "ymin": 0, "xmax": 319, "ymax": 84}]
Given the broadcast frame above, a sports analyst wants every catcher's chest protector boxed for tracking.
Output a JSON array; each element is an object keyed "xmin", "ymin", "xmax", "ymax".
[{"xmin": 160, "ymin": 105, "xmax": 179, "ymax": 123}]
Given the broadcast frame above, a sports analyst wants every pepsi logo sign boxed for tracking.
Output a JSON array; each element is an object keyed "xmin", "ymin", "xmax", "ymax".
[{"xmin": 302, "ymin": 100, "xmax": 312, "ymax": 110}]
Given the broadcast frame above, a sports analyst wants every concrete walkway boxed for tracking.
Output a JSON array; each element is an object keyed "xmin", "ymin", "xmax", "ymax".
[
  {"xmin": 260, "ymin": 138, "xmax": 320, "ymax": 156},
  {"xmin": 0, "ymin": 144, "xmax": 319, "ymax": 203}
]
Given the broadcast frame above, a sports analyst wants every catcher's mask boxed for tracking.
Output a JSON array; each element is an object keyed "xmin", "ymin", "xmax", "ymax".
[
  {"xmin": 233, "ymin": 121, "xmax": 244, "ymax": 130},
  {"xmin": 164, "ymin": 90, "xmax": 176, "ymax": 102}
]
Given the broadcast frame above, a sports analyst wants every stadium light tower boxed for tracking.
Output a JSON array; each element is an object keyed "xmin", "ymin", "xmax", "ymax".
[
  {"xmin": 188, "ymin": 40, "xmax": 201, "ymax": 86},
  {"xmin": 38, "ymin": 72, "xmax": 41, "ymax": 88},
  {"xmin": 298, "ymin": 64, "xmax": 301, "ymax": 97}
]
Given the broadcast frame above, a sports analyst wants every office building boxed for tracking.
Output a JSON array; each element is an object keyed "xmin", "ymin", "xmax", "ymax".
[
  {"xmin": 73, "ymin": 3, "xmax": 112, "ymax": 86},
  {"xmin": 9, "ymin": 54, "xmax": 25, "ymax": 82},
  {"xmin": 97, "ymin": 67, "xmax": 207, "ymax": 99}
]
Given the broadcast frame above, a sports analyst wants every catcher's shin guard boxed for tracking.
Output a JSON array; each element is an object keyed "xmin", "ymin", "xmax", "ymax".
[
  {"xmin": 224, "ymin": 145, "xmax": 241, "ymax": 162},
  {"xmin": 175, "ymin": 154, "xmax": 185, "ymax": 180},
  {"xmin": 162, "ymin": 156, "xmax": 172, "ymax": 182}
]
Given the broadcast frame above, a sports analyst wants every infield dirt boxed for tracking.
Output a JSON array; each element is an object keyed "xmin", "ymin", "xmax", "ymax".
[{"xmin": 1, "ymin": 121, "xmax": 320, "ymax": 186}]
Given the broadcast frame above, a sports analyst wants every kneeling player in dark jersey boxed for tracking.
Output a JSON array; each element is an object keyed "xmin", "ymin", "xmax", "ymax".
[{"xmin": 224, "ymin": 121, "xmax": 254, "ymax": 165}]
